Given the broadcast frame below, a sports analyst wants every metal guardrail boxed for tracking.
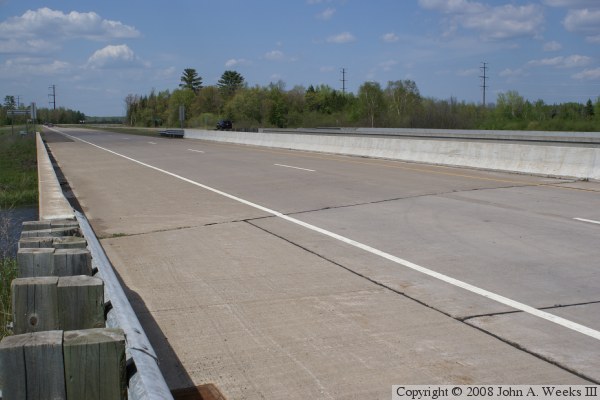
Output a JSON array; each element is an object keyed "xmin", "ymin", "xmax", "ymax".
[
  {"xmin": 158, "ymin": 129, "xmax": 184, "ymax": 138},
  {"xmin": 75, "ymin": 211, "xmax": 173, "ymax": 400}
]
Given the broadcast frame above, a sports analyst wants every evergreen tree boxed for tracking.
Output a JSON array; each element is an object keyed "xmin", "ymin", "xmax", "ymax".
[
  {"xmin": 179, "ymin": 68, "xmax": 203, "ymax": 93},
  {"xmin": 218, "ymin": 70, "xmax": 245, "ymax": 98}
]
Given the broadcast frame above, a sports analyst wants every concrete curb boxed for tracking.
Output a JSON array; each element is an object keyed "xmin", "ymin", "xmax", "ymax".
[
  {"xmin": 184, "ymin": 128, "xmax": 600, "ymax": 180},
  {"xmin": 37, "ymin": 133, "xmax": 75, "ymax": 220}
]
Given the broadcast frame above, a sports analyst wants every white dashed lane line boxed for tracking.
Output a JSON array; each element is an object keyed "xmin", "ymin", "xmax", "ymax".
[
  {"xmin": 187, "ymin": 149, "xmax": 205, "ymax": 153},
  {"xmin": 574, "ymin": 217, "xmax": 600, "ymax": 225},
  {"xmin": 274, "ymin": 163, "xmax": 315, "ymax": 172}
]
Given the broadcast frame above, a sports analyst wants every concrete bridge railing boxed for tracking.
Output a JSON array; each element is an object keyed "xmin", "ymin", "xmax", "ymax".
[{"xmin": 184, "ymin": 127, "xmax": 600, "ymax": 181}]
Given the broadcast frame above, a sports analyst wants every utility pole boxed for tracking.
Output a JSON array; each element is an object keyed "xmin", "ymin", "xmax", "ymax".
[
  {"xmin": 16, "ymin": 95, "xmax": 21, "ymax": 108},
  {"xmin": 480, "ymin": 62, "xmax": 488, "ymax": 107},
  {"xmin": 48, "ymin": 84, "xmax": 56, "ymax": 110},
  {"xmin": 340, "ymin": 68, "xmax": 347, "ymax": 95}
]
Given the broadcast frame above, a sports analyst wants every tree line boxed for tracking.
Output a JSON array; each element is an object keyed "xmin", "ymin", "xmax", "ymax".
[
  {"xmin": 1, "ymin": 95, "xmax": 86, "ymax": 126},
  {"xmin": 125, "ymin": 69, "xmax": 600, "ymax": 132}
]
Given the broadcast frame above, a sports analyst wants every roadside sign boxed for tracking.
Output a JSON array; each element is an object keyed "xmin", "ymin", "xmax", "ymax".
[{"xmin": 7, "ymin": 109, "xmax": 29, "ymax": 116}]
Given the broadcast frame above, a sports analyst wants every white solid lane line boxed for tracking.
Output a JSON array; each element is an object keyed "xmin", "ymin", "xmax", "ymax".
[
  {"xmin": 274, "ymin": 163, "xmax": 315, "ymax": 172},
  {"xmin": 187, "ymin": 149, "xmax": 205, "ymax": 153},
  {"xmin": 574, "ymin": 217, "xmax": 600, "ymax": 225},
  {"xmin": 53, "ymin": 128, "xmax": 600, "ymax": 342},
  {"xmin": 148, "ymin": 142, "xmax": 157, "ymax": 145}
]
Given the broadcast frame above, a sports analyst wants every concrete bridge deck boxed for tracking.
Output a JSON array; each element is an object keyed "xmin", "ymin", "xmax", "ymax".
[{"xmin": 43, "ymin": 126, "xmax": 599, "ymax": 399}]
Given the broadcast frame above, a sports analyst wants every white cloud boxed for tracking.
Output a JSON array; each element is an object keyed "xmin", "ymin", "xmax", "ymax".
[
  {"xmin": 461, "ymin": 4, "xmax": 543, "ymax": 39},
  {"xmin": 382, "ymin": 32, "xmax": 399, "ymax": 43},
  {"xmin": 543, "ymin": 41, "xmax": 562, "ymax": 51},
  {"xmin": 457, "ymin": 68, "xmax": 479, "ymax": 76},
  {"xmin": 316, "ymin": 8, "xmax": 336, "ymax": 20},
  {"xmin": 564, "ymin": 8, "xmax": 600, "ymax": 31},
  {"xmin": 587, "ymin": 34, "xmax": 600, "ymax": 43},
  {"xmin": 572, "ymin": 67, "xmax": 600, "ymax": 80},
  {"xmin": 499, "ymin": 68, "xmax": 525, "ymax": 79},
  {"xmin": 0, "ymin": 57, "xmax": 71, "ymax": 77},
  {"xmin": 0, "ymin": 7, "xmax": 139, "ymax": 41},
  {"xmin": 0, "ymin": 8, "xmax": 140, "ymax": 54},
  {"xmin": 418, "ymin": 0, "xmax": 486, "ymax": 14},
  {"xmin": 326, "ymin": 32, "xmax": 355, "ymax": 44},
  {"xmin": 265, "ymin": 50, "xmax": 284, "ymax": 60},
  {"xmin": 87, "ymin": 44, "xmax": 148, "ymax": 69},
  {"xmin": 527, "ymin": 55, "xmax": 592, "ymax": 68},
  {"xmin": 542, "ymin": 0, "xmax": 599, "ymax": 8},
  {"xmin": 418, "ymin": 1, "xmax": 544, "ymax": 40},
  {"xmin": 225, "ymin": 58, "xmax": 250, "ymax": 68},
  {"xmin": 379, "ymin": 60, "xmax": 398, "ymax": 71}
]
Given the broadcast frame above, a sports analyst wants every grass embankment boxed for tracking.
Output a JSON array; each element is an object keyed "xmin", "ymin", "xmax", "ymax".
[
  {"xmin": 0, "ymin": 258, "xmax": 16, "ymax": 338},
  {"xmin": 0, "ymin": 126, "xmax": 37, "ymax": 339},
  {"xmin": 0, "ymin": 126, "xmax": 38, "ymax": 208}
]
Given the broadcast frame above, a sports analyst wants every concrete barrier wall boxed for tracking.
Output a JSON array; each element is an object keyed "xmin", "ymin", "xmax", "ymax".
[
  {"xmin": 37, "ymin": 133, "xmax": 75, "ymax": 220},
  {"xmin": 185, "ymin": 129, "xmax": 600, "ymax": 180}
]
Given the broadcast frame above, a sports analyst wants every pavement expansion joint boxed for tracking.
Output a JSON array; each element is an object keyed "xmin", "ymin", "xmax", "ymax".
[
  {"xmin": 284, "ymin": 183, "xmax": 548, "ymax": 217},
  {"xmin": 244, "ymin": 220, "xmax": 599, "ymax": 385},
  {"xmin": 461, "ymin": 300, "xmax": 600, "ymax": 322},
  {"xmin": 463, "ymin": 322, "xmax": 599, "ymax": 384},
  {"xmin": 97, "ymin": 219, "xmax": 254, "ymax": 239}
]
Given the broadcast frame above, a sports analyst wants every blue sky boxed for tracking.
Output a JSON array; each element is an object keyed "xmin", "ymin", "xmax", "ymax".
[{"xmin": 1, "ymin": 0, "xmax": 599, "ymax": 116}]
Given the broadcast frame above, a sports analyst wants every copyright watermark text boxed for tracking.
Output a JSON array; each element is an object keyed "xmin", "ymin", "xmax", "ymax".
[{"xmin": 392, "ymin": 385, "xmax": 599, "ymax": 400}]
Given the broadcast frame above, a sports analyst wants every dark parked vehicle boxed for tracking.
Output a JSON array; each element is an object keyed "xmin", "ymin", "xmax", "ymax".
[{"xmin": 216, "ymin": 120, "xmax": 232, "ymax": 130}]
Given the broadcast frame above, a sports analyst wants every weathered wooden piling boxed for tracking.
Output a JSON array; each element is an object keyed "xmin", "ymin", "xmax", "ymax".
[
  {"xmin": 0, "ymin": 330, "xmax": 66, "ymax": 399},
  {"xmin": 63, "ymin": 328, "xmax": 126, "ymax": 400}
]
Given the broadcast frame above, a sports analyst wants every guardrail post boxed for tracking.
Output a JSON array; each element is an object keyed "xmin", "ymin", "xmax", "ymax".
[
  {"xmin": 63, "ymin": 328, "xmax": 126, "ymax": 400},
  {"xmin": 12, "ymin": 276, "xmax": 105, "ymax": 334},
  {"xmin": 17, "ymin": 247, "xmax": 55, "ymax": 277},
  {"xmin": 19, "ymin": 236, "xmax": 87, "ymax": 249},
  {"xmin": 0, "ymin": 330, "xmax": 66, "ymax": 399},
  {"xmin": 16, "ymin": 247, "xmax": 92, "ymax": 278},
  {"xmin": 12, "ymin": 277, "xmax": 60, "ymax": 334},
  {"xmin": 58, "ymin": 276, "xmax": 105, "ymax": 331},
  {"xmin": 54, "ymin": 248, "xmax": 92, "ymax": 276}
]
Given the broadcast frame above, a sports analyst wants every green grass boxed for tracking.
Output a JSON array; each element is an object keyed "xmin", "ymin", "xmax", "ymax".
[
  {"xmin": 0, "ymin": 127, "xmax": 38, "ymax": 209},
  {"xmin": 0, "ymin": 257, "xmax": 16, "ymax": 339},
  {"xmin": 0, "ymin": 126, "xmax": 37, "ymax": 338}
]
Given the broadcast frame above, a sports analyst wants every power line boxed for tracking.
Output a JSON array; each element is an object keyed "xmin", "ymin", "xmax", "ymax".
[
  {"xmin": 480, "ymin": 62, "xmax": 488, "ymax": 107},
  {"xmin": 48, "ymin": 84, "xmax": 56, "ymax": 110}
]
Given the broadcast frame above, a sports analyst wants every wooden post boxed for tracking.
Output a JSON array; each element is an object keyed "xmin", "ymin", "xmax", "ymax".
[
  {"xmin": 19, "ymin": 236, "xmax": 87, "ymax": 249},
  {"xmin": 0, "ymin": 331, "xmax": 66, "ymax": 399},
  {"xmin": 18, "ymin": 236, "xmax": 55, "ymax": 249},
  {"xmin": 17, "ymin": 247, "xmax": 55, "ymax": 277},
  {"xmin": 21, "ymin": 220, "xmax": 52, "ymax": 231},
  {"xmin": 12, "ymin": 277, "xmax": 59, "ymax": 334},
  {"xmin": 13, "ymin": 276, "xmax": 105, "ymax": 333},
  {"xmin": 54, "ymin": 248, "xmax": 92, "ymax": 276},
  {"xmin": 63, "ymin": 328, "xmax": 126, "ymax": 400},
  {"xmin": 53, "ymin": 236, "xmax": 87, "ymax": 249},
  {"xmin": 58, "ymin": 276, "xmax": 105, "ymax": 331},
  {"xmin": 22, "ymin": 219, "xmax": 79, "ymax": 231},
  {"xmin": 20, "ymin": 226, "xmax": 80, "ymax": 238}
]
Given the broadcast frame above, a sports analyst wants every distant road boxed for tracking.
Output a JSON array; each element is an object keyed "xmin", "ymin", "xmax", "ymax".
[{"xmin": 45, "ymin": 126, "xmax": 600, "ymax": 398}]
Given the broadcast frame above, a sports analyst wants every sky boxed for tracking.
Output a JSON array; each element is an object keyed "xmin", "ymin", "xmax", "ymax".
[{"xmin": 1, "ymin": 0, "xmax": 599, "ymax": 116}]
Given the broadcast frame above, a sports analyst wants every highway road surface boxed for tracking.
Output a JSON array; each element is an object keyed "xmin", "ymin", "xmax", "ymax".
[{"xmin": 44, "ymin": 126, "xmax": 600, "ymax": 399}]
